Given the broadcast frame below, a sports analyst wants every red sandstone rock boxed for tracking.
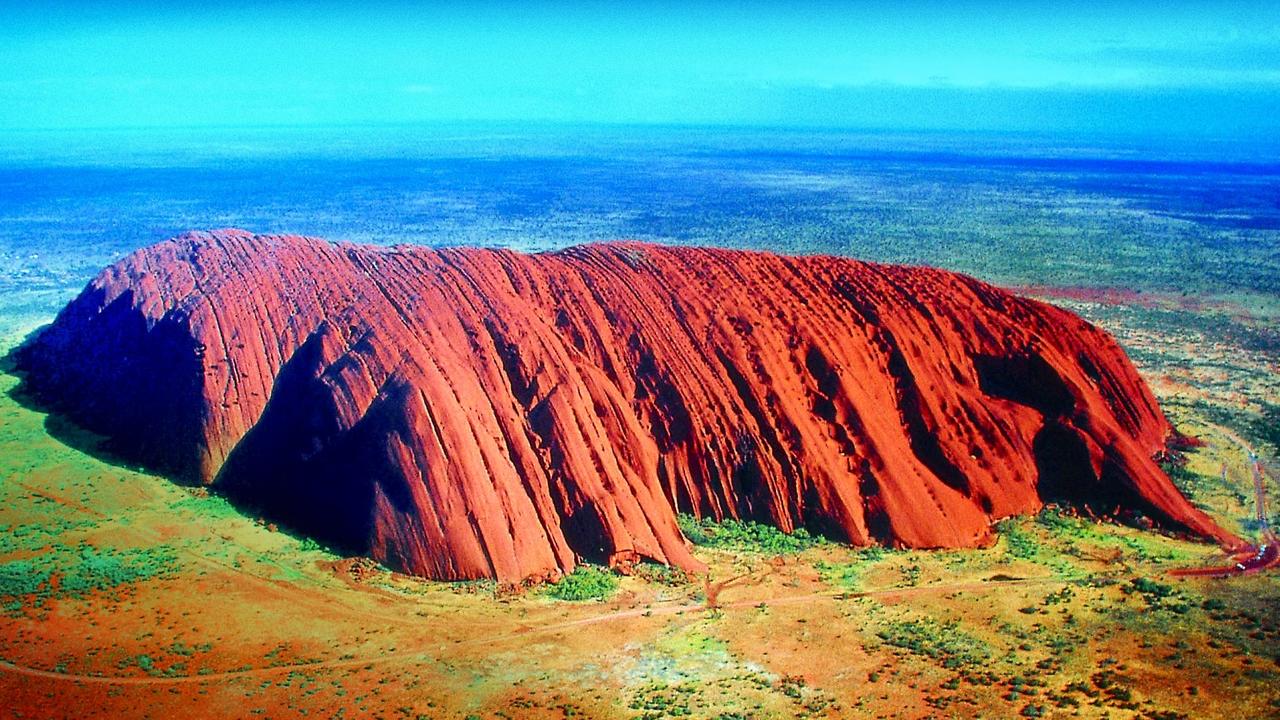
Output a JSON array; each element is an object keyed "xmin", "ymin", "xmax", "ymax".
[{"xmin": 17, "ymin": 230, "xmax": 1238, "ymax": 581}]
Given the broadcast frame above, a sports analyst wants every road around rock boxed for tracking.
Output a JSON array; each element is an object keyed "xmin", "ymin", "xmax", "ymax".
[{"xmin": 0, "ymin": 572, "xmax": 1104, "ymax": 687}]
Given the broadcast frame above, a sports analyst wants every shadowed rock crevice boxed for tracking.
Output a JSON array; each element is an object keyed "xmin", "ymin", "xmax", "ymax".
[
  {"xmin": 214, "ymin": 323, "xmax": 379, "ymax": 556},
  {"xmin": 975, "ymin": 352, "xmax": 1076, "ymax": 418},
  {"xmin": 881, "ymin": 333, "xmax": 973, "ymax": 497},
  {"xmin": 13, "ymin": 230, "xmax": 1238, "ymax": 581},
  {"xmin": 1032, "ymin": 420, "xmax": 1101, "ymax": 504},
  {"xmin": 1031, "ymin": 420, "xmax": 1183, "ymax": 533},
  {"xmin": 15, "ymin": 285, "xmax": 209, "ymax": 482}
]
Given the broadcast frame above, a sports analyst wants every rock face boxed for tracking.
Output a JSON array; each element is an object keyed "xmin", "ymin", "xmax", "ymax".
[{"xmin": 17, "ymin": 230, "xmax": 1235, "ymax": 581}]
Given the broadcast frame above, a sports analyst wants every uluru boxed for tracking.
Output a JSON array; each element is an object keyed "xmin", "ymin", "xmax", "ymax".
[{"xmin": 14, "ymin": 229, "xmax": 1234, "ymax": 582}]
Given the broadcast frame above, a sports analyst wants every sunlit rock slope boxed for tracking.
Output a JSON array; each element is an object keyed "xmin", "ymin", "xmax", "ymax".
[{"xmin": 16, "ymin": 230, "xmax": 1235, "ymax": 581}]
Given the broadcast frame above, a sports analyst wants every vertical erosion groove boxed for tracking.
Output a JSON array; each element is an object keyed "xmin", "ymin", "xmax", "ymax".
[{"xmin": 13, "ymin": 230, "xmax": 1239, "ymax": 581}]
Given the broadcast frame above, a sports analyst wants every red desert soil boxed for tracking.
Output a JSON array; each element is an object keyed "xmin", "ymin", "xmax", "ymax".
[{"xmin": 15, "ymin": 230, "xmax": 1236, "ymax": 582}]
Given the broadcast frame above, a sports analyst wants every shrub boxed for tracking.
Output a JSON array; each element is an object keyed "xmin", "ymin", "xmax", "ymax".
[
  {"xmin": 677, "ymin": 514, "xmax": 820, "ymax": 554},
  {"xmin": 0, "ymin": 560, "xmax": 49, "ymax": 595},
  {"xmin": 1254, "ymin": 402, "xmax": 1280, "ymax": 454},
  {"xmin": 631, "ymin": 561, "xmax": 691, "ymax": 587},
  {"xmin": 0, "ymin": 544, "xmax": 177, "ymax": 616},
  {"xmin": 547, "ymin": 565, "xmax": 618, "ymax": 601},
  {"xmin": 1035, "ymin": 505, "xmax": 1083, "ymax": 535},
  {"xmin": 814, "ymin": 560, "xmax": 865, "ymax": 590},
  {"xmin": 1128, "ymin": 577, "xmax": 1174, "ymax": 599},
  {"xmin": 876, "ymin": 618, "xmax": 991, "ymax": 669},
  {"xmin": 995, "ymin": 519, "xmax": 1039, "ymax": 560}
]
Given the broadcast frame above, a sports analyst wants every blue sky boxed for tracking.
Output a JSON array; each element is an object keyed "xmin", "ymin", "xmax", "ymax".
[{"xmin": 2, "ymin": 1, "xmax": 1278, "ymax": 135}]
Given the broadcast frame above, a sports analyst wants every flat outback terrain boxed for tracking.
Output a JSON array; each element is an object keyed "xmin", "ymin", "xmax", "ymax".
[
  {"xmin": 1, "ymin": 121, "xmax": 1278, "ymax": 720},
  {"xmin": 1, "ymin": 251, "xmax": 1277, "ymax": 719},
  {"xmin": 6, "ymin": 1, "xmax": 1280, "ymax": 716}
]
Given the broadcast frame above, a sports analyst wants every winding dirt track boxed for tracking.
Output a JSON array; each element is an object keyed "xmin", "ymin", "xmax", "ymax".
[
  {"xmin": 1166, "ymin": 423, "xmax": 1278, "ymax": 577},
  {"xmin": 3, "ymin": 476, "xmax": 475, "ymax": 629},
  {"xmin": 3, "ymin": 428, "xmax": 1099, "ymax": 688},
  {"xmin": 0, "ymin": 572, "xmax": 1105, "ymax": 687},
  {"xmin": 2, "ymin": 421, "xmax": 1267, "ymax": 688}
]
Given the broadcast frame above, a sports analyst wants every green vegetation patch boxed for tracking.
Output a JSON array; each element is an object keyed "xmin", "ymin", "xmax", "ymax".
[
  {"xmin": 814, "ymin": 559, "xmax": 865, "ymax": 590},
  {"xmin": 1256, "ymin": 402, "xmax": 1280, "ymax": 455},
  {"xmin": 1034, "ymin": 505, "xmax": 1195, "ymax": 564},
  {"xmin": 677, "ymin": 514, "xmax": 820, "ymax": 554},
  {"xmin": 0, "ymin": 543, "xmax": 178, "ymax": 615},
  {"xmin": 546, "ymin": 565, "xmax": 618, "ymax": 601},
  {"xmin": 170, "ymin": 490, "xmax": 249, "ymax": 521},
  {"xmin": 0, "ymin": 517, "xmax": 97, "ymax": 554},
  {"xmin": 629, "ymin": 681, "xmax": 697, "ymax": 719},
  {"xmin": 631, "ymin": 561, "xmax": 693, "ymax": 587},
  {"xmin": 0, "ymin": 559, "xmax": 49, "ymax": 598},
  {"xmin": 1123, "ymin": 577, "xmax": 1192, "ymax": 614},
  {"xmin": 995, "ymin": 517, "xmax": 1041, "ymax": 561},
  {"xmin": 814, "ymin": 547, "xmax": 890, "ymax": 590},
  {"xmin": 1160, "ymin": 462, "xmax": 1217, "ymax": 503},
  {"xmin": 876, "ymin": 617, "xmax": 992, "ymax": 669}
]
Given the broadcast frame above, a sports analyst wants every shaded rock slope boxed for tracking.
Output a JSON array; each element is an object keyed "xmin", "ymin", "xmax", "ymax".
[{"xmin": 16, "ymin": 230, "xmax": 1235, "ymax": 581}]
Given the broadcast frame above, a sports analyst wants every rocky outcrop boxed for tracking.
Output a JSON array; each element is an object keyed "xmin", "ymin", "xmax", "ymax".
[{"xmin": 16, "ymin": 230, "xmax": 1236, "ymax": 581}]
